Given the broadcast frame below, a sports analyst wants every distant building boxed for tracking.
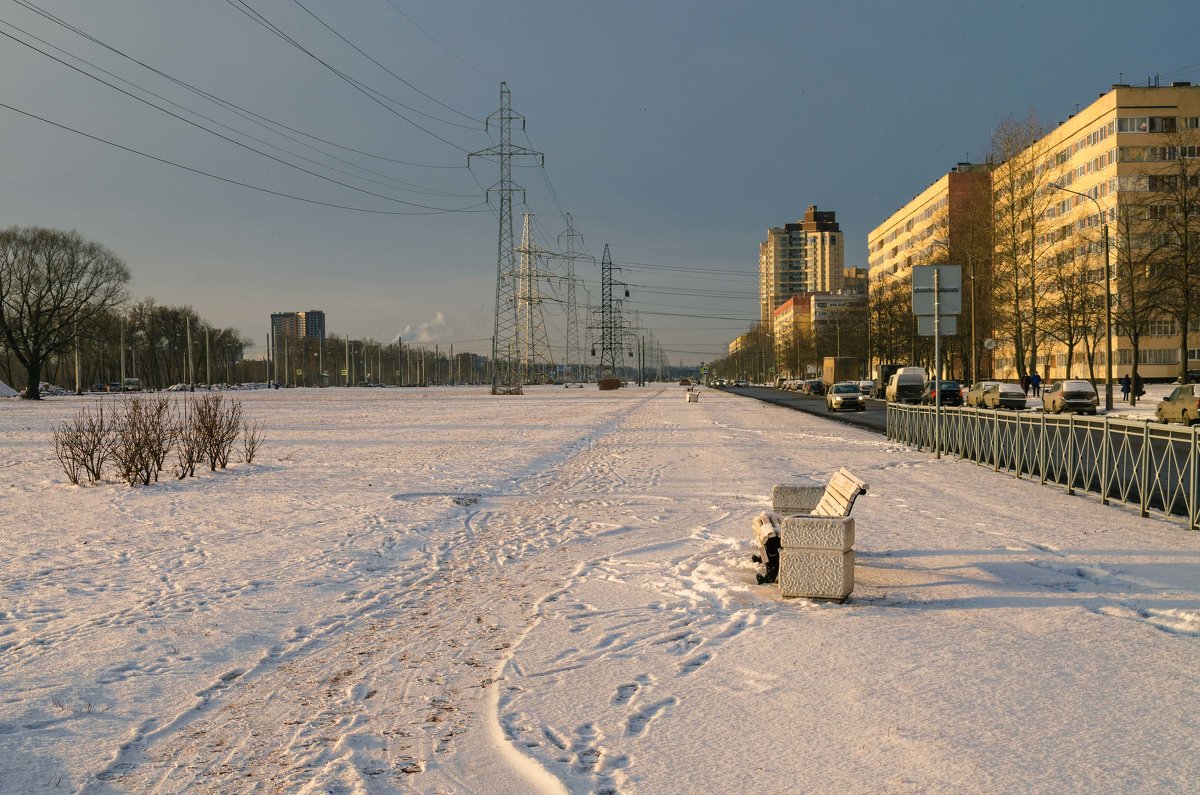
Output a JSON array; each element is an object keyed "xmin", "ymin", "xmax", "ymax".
[
  {"xmin": 271, "ymin": 310, "xmax": 326, "ymax": 345},
  {"xmin": 758, "ymin": 205, "xmax": 845, "ymax": 327},
  {"xmin": 842, "ymin": 266, "xmax": 869, "ymax": 296}
]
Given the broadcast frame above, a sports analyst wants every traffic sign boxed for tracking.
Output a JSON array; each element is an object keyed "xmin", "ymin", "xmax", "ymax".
[{"xmin": 912, "ymin": 264, "xmax": 962, "ymax": 315}]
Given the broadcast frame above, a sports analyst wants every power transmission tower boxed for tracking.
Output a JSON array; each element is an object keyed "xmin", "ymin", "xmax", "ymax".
[
  {"xmin": 468, "ymin": 82, "xmax": 543, "ymax": 395},
  {"xmin": 513, "ymin": 212, "xmax": 556, "ymax": 384},
  {"xmin": 594, "ymin": 244, "xmax": 625, "ymax": 386},
  {"xmin": 558, "ymin": 213, "xmax": 592, "ymax": 386}
]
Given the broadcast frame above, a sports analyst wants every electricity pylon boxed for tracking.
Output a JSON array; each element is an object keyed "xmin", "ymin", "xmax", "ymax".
[
  {"xmin": 468, "ymin": 82, "xmax": 543, "ymax": 395},
  {"xmin": 514, "ymin": 212, "xmax": 556, "ymax": 384},
  {"xmin": 594, "ymin": 244, "xmax": 626, "ymax": 386},
  {"xmin": 558, "ymin": 214, "xmax": 592, "ymax": 385}
]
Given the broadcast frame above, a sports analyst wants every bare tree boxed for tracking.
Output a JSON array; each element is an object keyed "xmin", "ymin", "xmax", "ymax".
[
  {"xmin": 0, "ymin": 228, "xmax": 130, "ymax": 399},
  {"xmin": 990, "ymin": 113, "xmax": 1059, "ymax": 380},
  {"xmin": 1043, "ymin": 235, "xmax": 1104, "ymax": 383},
  {"xmin": 1144, "ymin": 127, "xmax": 1200, "ymax": 381},
  {"xmin": 1112, "ymin": 194, "xmax": 1168, "ymax": 405}
]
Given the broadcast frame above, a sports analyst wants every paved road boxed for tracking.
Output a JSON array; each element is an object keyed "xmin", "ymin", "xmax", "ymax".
[{"xmin": 725, "ymin": 386, "xmax": 889, "ymax": 433}]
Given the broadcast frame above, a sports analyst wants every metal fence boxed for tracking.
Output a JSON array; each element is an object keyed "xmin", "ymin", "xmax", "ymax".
[{"xmin": 886, "ymin": 404, "xmax": 1200, "ymax": 530}]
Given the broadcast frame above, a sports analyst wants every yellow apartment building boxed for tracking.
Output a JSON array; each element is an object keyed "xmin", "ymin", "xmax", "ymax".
[{"xmin": 990, "ymin": 82, "xmax": 1200, "ymax": 382}]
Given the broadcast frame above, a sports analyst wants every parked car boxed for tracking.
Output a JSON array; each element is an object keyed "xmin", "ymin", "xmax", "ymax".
[
  {"xmin": 919, "ymin": 379, "xmax": 963, "ymax": 406},
  {"xmin": 826, "ymin": 381, "xmax": 866, "ymax": 412},
  {"xmin": 1182, "ymin": 370, "xmax": 1200, "ymax": 384},
  {"xmin": 1155, "ymin": 383, "xmax": 1200, "ymax": 425},
  {"xmin": 857, "ymin": 379, "xmax": 876, "ymax": 396},
  {"xmin": 964, "ymin": 380, "xmax": 1000, "ymax": 407},
  {"xmin": 1043, "ymin": 380, "xmax": 1099, "ymax": 415},
  {"xmin": 982, "ymin": 383, "xmax": 1027, "ymax": 410}
]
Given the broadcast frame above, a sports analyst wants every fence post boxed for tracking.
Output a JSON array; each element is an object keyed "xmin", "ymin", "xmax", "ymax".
[
  {"xmin": 1015, "ymin": 413, "xmax": 1023, "ymax": 478},
  {"xmin": 1039, "ymin": 412, "xmax": 1047, "ymax": 484},
  {"xmin": 1140, "ymin": 422, "xmax": 1150, "ymax": 518},
  {"xmin": 992, "ymin": 410, "xmax": 1000, "ymax": 472},
  {"xmin": 1191, "ymin": 425, "xmax": 1199, "ymax": 530},
  {"xmin": 1101, "ymin": 416, "xmax": 1110, "ymax": 505},
  {"xmin": 1067, "ymin": 414, "xmax": 1076, "ymax": 495}
]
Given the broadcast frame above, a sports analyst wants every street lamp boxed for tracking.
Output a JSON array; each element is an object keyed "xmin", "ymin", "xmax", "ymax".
[{"xmin": 1050, "ymin": 182, "xmax": 1113, "ymax": 411}]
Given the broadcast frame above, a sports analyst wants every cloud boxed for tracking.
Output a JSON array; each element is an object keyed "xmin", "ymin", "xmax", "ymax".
[{"xmin": 401, "ymin": 311, "xmax": 460, "ymax": 344}]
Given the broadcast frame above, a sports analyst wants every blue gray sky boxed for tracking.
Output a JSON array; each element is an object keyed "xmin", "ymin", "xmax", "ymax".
[{"xmin": 2, "ymin": 1, "xmax": 1197, "ymax": 364}]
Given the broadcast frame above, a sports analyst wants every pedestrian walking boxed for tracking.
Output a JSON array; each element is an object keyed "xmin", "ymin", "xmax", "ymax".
[
  {"xmin": 1020, "ymin": 374, "xmax": 1031, "ymax": 395},
  {"xmin": 1120, "ymin": 374, "xmax": 1131, "ymax": 402},
  {"xmin": 1030, "ymin": 372, "xmax": 1041, "ymax": 397}
]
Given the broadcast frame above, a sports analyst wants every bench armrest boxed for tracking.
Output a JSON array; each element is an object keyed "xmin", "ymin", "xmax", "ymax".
[{"xmin": 780, "ymin": 515, "xmax": 854, "ymax": 551}]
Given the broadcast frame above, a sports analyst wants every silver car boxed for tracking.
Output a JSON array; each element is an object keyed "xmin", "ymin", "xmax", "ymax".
[
  {"xmin": 1043, "ymin": 380, "xmax": 1099, "ymax": 415},
  {"xmin": 826, "ymin": 382, "xmax": 866, "ymax": 412},
  {"xmin": 1156, "ymin": 384, "xmax": 1200, "ymax": 425}
]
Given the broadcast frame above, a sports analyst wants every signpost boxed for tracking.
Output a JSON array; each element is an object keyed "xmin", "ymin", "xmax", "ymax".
[{"xmin": 912, "ymin": 265, "xmax": 962, "ymax": 459}]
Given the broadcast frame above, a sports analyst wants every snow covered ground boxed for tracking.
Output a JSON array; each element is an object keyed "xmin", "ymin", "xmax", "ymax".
[{"xmin": 1, "ymin": 385, "xmax": 1198, "ymax": 794}]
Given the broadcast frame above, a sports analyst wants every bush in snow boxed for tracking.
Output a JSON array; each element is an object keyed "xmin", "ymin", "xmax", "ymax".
[
  {"xmin": 192, "ymin": 393, "xmax": 243, "ymax": 471},
  {"xmin": 241, "ymin": 419, "xmax": 265, "ymax": 465},
  {"xmin": 52, "ymin": 403, "xmax": 116, "ymax": 485},
  {"xmin": 112, "ymin": 396, "xmax": 176, "ymax": 486}
]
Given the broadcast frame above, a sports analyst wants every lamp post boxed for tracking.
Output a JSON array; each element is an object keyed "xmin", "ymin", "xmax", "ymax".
[{"xmin": 1050, "ymin": 182, "xmax": 1113, "ymax": 411}]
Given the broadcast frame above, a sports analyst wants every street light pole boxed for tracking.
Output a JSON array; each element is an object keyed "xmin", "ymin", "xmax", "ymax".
[{"xmin": 1051, "ymin": 183, "xmax": 1113, "ymax": 411}]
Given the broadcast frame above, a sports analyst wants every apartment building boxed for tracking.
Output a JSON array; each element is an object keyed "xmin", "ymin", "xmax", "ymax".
[
  {"xmin": 758, "ymin": 206, "xmax": 845, "ymax": 326},
  {"xmin": 989, "ymin": 82, "xmax": 1200, "ymax": 381},
  {"xmin": 868, "ymin": 163, "xmax": 991, "ymax": 287}
]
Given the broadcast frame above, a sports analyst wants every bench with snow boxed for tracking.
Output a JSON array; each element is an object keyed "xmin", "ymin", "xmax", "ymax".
[{"xmin": 751, "ymin": 467, "xmax": 868, "ymax": 600}]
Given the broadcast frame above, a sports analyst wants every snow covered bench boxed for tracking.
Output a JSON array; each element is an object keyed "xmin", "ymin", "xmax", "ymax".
[{"xmin": 753, "ymin": 468, "xmax": 867, "ymax": 600}]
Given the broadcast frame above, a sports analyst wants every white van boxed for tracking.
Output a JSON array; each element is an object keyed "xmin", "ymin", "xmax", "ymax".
[{"xmin": 886, "ymin": 370, "xmax": 925, "ymax": 404}]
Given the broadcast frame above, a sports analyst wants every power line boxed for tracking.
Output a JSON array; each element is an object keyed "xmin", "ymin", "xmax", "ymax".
[
  {"xmin": 0, "ymin": 26, "xmax": 473, "ymax": 210},
  {"xmin": 0, "ymin": 17, "xmax": 476, "ymax": 198},
  {"xmin": 380, "ymin": 0, "xmax": 497, "ymax": 82},
  {"xmin": 222, "ymin": 0, "xmax": 476, "ymax": 152},
  {"xmin": 288, "ymin": 0, "xmax": 482, "ymax": 126},
  {"xmin": 9, "ymin": 0, "xmax": 470, "ymax": 170},
  {"xmin": 0, "ymin": 99, "xmax": 488, "ymax": 216}
]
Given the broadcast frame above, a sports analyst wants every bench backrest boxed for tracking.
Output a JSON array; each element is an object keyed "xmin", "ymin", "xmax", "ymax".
[{"xmin": 812, "ymin": 467, "xmax": 868, "ymax": 517}]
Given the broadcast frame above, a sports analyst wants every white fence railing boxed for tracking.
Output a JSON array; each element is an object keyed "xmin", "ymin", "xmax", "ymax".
[{"xmin": 886, "ymin": 404, "xmax": 1200, "ymax": 530}]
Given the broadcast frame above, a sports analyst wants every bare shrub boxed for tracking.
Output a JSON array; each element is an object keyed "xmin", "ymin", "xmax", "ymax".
[
  {"xmin": 176, "ymin": 401, "xmax": 202, "ymax": 480},
  {"xmin": 112, "ymin": 398, "xmax": 159, "ymax": 486},
  {"xmin": 241, "ymin": 419, "xmax": 264, "ymax": 464},
  {"xmin": 52, "ymin": 403, "xmax": 115, "ymax": 484},
  {"xmin": 52, "ymin": 425, "xmax": 84, "ymax": 485},
  {"xmin": 143, "ymin": 396, "xmax": 177, "ymax": 476},
  {"xmin": 193, "ymin": 394, "xmax": 243, "ymax": 471}
]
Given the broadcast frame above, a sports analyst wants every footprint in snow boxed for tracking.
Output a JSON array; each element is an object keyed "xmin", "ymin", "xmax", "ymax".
[{"xmin": 626, "ymin": 697, "xmax": 677, "ymax": 737}]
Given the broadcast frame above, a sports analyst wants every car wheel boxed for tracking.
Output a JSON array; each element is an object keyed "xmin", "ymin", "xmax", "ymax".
[{"xmin": 1183, "ymin": 410, "xmax": 1190, "ymax": 426}]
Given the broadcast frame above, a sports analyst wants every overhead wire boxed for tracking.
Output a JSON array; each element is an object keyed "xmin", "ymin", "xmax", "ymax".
[
  {"xmin": 0, "ymin": 25, "xmax": 479, "ymax": 211},
  {"xmin": 0, "ymin": 17, "xmax": 477, "ymax": 199},
  {"xmin": 222, "ymin": 0, "xmax": 476, "ymax": 151},
  {"xmin": 9, "ymin": 0, "xmax": 471, "ymax": 170},
  {"xmin": 287, "ymin": 0, "xmax": 482, "ymax": 126},
  {"xmin": 0, "ymin": 99, "xmax": 488, "ymax": 216}
]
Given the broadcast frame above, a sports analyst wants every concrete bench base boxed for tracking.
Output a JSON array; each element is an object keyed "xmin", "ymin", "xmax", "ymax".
[
  {"xmin": 685, "ymin": 391, "xmax": 699, "ymax": 403},
  {"xmin": 778, "ymin": 549, "xmax": 854, "ymax": 600}
]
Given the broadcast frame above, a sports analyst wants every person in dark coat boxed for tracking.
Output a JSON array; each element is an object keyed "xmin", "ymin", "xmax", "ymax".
[
  {"xmin": 1120, "ymin": 374, "xmax": 1131, "ymax": 402},
  {"xmin": 1030, "ymin": 372, "xmax": 1041, "ymax": 397},
  {"xmin": 1020, "ymin": 374, "xmax": 1031, "ymax": 395}
]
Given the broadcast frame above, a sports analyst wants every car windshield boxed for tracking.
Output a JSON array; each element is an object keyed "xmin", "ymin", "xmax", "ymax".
[
  {"xmin": 939, "ymin": 381, "xmax": 960, "ymax": 389},
  {"xmin": 833, "ymin": 384, "xmax": 859, "ymax": 394},
  {"xmin": 999, "ymin": 384, "xmax": 1024, "ymax": 394},
  {"xmin": 1062, "ymin": 380, "xmax": 1094, "ymax": 392}
]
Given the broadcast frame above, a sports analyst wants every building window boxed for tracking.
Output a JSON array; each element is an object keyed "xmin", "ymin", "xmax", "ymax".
[{"xmin": 1147, "ymin": 318, "xmax": 1178, "ymax": 337}]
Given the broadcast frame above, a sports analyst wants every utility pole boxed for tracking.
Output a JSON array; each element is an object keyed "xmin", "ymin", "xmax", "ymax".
[
  {"xmin": 595, "ymin": 244, "xmax": 625, "ymax": 387},
  {"xmin": 559, "ymin": 213, "xmax": 591, "ymax": 385},
  {"xmin": 469, "ymin": 82, "xmax": 543, "ymax": 395},
  {"xmin": 205, "ymin": 327, "xmax": 211, "ymax": 386},
  {"xmin": 514, "ymin": 212, "xmax": 555, "ymax": 384},
  {"xmin": 186, "ymin": 316, "xmax": 194, "ymax": 391}
]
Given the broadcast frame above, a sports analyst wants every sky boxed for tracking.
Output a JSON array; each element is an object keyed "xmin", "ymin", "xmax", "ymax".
[{"xmin": 2, "ymin": 0, "xmax": 1199, "ymax": 365}]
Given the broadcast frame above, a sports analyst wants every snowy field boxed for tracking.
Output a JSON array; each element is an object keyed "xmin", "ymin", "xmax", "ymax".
[{"xmin": 2, "ymin": 385, "xmax": 1198, "ymax": 794}]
